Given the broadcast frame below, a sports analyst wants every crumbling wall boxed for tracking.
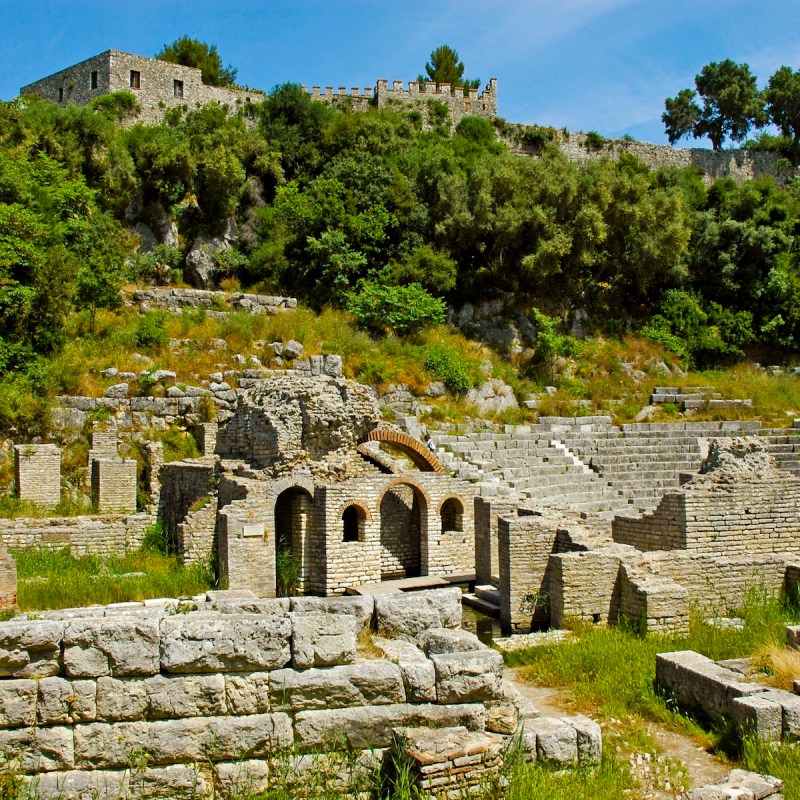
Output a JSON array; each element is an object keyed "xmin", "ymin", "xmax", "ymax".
[
  {"xmin": 613, "ymin": 438, "xmax": 800, "ymax": 554},
  {"xmin": 0, "ymin": 590, "xmax": 508, "ymax": 798}
]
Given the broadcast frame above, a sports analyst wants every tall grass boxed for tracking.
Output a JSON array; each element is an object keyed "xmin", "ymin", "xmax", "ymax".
[
  {"xmin": 12, "ymin": 547, "xmax": 213, "ymax": 611},
  {"xmin": 740, "ymin": 737, "xmax": 800, "ymax": 800}
]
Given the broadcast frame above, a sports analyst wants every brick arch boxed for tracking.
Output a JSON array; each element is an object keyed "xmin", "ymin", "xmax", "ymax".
[
  {"xmin": 267, "ymin": 476, "xmax": 315, "ymax": 504},
  {"xmin": 375, "ymin": 477, "xmax": 432, "ymax": 514},
  {"xmin": 335, "ymin": 499, "xmax": 373, "ymax": 522},
  {"xmin": 362, "ymin": 429, "xmax": 443, "ymax": 472},
  {"xmin": 436, "ymin": 494, "xmax": 466, "ymax": 515}
]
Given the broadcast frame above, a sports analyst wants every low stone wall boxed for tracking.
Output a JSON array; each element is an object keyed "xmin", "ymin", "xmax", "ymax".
[
  {"xmin": 686, "ymin": 770, "xmax": 784, "ymax": 799},
  {"xmin": 0, "ymin": 590, "xmax": 510, "ymax": 797},
  {"xmin": 656, "ymin": 650, "xmax": 800, "ymax": 743},
  {"xmin": 130, "ymin": 288, "xmax": 296, "ymax": 315},
  {"xmin": 0, "ymin": 514, "xmax": 154, "ymax": 556}
]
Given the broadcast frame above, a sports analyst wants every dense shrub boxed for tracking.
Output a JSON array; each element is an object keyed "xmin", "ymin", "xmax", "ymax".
[{"xmin": 347, "ymin": 282, "xmax": 446, "ymax": 336}]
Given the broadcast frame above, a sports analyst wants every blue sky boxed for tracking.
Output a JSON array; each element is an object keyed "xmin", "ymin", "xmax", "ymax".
[{"xmin": 1, "ymin": 0, "xmax": 799, "ymax": 146}]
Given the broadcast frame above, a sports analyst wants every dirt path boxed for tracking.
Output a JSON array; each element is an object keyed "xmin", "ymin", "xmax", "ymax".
[{"xmin": 504, "ymin": 667, "xmax": 730, "ymax": 798}]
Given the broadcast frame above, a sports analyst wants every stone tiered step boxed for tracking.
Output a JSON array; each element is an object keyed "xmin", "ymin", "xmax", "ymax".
[{"xmin": 462, "ymin": 584, "xmax": 501, "ymax": 616}]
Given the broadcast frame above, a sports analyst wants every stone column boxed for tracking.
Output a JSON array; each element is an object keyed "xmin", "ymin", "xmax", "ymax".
[{"xmin": 15, "ymin": 444, "xmax": 61, "ymax": 507}]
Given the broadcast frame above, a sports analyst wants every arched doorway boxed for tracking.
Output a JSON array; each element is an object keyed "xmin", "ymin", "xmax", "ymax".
[
  {"xmin": 380, "ymin": 483, "xmax": 426, "ymax": 579},
  {"xmin": 274, "ymin": 486, "xmax": 312, "ymax": 596}
]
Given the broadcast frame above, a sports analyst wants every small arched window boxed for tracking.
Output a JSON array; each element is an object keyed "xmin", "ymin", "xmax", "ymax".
[
  {"xmin": 342, "ymin": 505, "xmax": 365, "ymax": 542},
  {"xmin": 440, "ymin": 498, "xmax": 464, "ymax": 533}
]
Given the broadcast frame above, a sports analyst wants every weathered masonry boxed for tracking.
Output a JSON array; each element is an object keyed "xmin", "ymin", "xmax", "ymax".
[
  {"xmin": 0, "ymin": 589, "xmax": 601, "ymax": 798},
  {"xmin": 20, "ymin": 50, "xmax": 265, "ymax": 125}
]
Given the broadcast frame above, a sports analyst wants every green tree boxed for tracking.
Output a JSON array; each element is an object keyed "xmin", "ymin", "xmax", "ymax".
[
  {"xmin": 155, "ymin": 36, "xmax": 237, "ymax": 87},
  {"xmin": 418, "ymin": 45, "xmax": 480, "ymax": 91},
  {"xmin": 765, "ymin": 66, "xmax": 800, "ymax": 159},
  {"xmin": 663, "ymin": 60, "xmax": 765, "ymax": 149}
]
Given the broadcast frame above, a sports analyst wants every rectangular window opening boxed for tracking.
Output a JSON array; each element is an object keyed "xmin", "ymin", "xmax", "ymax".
[
  {"xmin": 58, "ymin": 87, "xmax": 64, "ymax": 102},
  {"xmin": 129, "ymin": 70, "xmax": 140, "ymax": 90},
  {"xmin": 90, "ymin": 71, "xmax": 98, "ymax": 90},
  {"xmin": 173, "ymin": 79, "xmax": 184, "ymax": 99}
]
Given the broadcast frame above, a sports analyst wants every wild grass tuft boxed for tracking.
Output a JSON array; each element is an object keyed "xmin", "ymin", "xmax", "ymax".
[{"xmin": 12, "ymin": 547, "xmax": 213, "ymax": 611}]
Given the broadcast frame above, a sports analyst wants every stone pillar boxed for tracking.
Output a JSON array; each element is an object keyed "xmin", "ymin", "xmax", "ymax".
[
  {"xmin": 145, "ymin": 441, "xmax": 164, "ymax": 511},
  {"xmin": 15, "ymin": 444, "xmax": 61, "ymax": 507},
  {"xmin": 193, "ymin": 423, "xmax": 218, "ymax": 456},
  {"xmin": 90, "ymin": 423, "xmax": 118, "ymax": 459},
  {"xmin": 0, "ymin": 546, "xmax": 17, "ymax": 609},
  {"xmin": 91, "ymin": 458, "xmax": 137, "ymax": 513}
]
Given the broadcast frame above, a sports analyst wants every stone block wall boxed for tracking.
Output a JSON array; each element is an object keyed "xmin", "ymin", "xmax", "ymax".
[
  {"xmin": 497, "ymin": 515, "xmax": 573, "ymax": 633},
  {"xmin": 130, "ymin": 287, "xmax": 295, "ymax": 315},
  {"xmin": 549, "ymin": 550, "xmax": 622, "ymax": 628},
  {"xmin": 0, "ymin": 591, "xmax": 512, "ymax": 798},
  {"xmin": 617, "ymin": 565, "xmax": 689, "ymax": 635},
  {"xmin": 474, "ymin": 496, "xmax": 520, "ymax": 586},
  {"xmin": 0, "ymin": 546, "xmax": 16, "ymax": 608},
  {"xmin": 21, "ymin": 50, "xmax": 265, "ymax": 127},
  {"xmin": 193, "ymin": 422, "xmax": 218, "ymax": 456},
  {"xmin": 0, "ymin": 514, "xmax": 154, "ymax": 556},
  {"xmin": 91, "ymin": 459, "xmax": 137, "ymax": 513},
  {"xmin": 15, "ymin": 445, "xmax": 61, "ymax": 507},
  {"xmin": 613, "ymin": 479, "xmax": 800, "ymax": 555},
  {"xmin": 158, "ymin": 459, "xmax": 218, "ymax": 559}
]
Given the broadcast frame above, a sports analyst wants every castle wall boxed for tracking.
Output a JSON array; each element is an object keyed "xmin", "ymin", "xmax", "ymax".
[{"xmin": 504, "ymin": 130, "xmax": 791, "ymax": 185}]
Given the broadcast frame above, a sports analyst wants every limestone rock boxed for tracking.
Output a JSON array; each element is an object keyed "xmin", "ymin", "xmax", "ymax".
[
  {"xmin": 294, "ymin": 703, "xmax": 485, "ymax": 751},
  {"xmin": 416, "ymin": 627, "xmax": 485, "ymax": 656},
  {"xmin": 225, "ymin": 672, "xmax": 272, "ymax": 716},
  {"xmin": 269, "ymin": 662, "xmax": 405, "ymax": 711},
  {"xmin": 374, "ymin": 588, "xmax": 462, "ymax": 639},
  {"xmin": 0, "ymin": 679, "xmax": 37, "ymax": 728},
  {"xmin": 372, "ymin": 636, "xmax": 436, "ymax": 703},
  {"xmin": 0, "ymin": 725, "xmax": 74, "ymax": 773},
  {"xmin": 160, "ymin": 614, "xmax": 291, "ymax": 673},
  {"xmin": 184, "ymin": 220, "xmax": 237, "ymax": 289},
  {"xmin": 697, "ymin": 437, "xmax": 778, "ymax": 483},
  {"xmin": 291, "ymin": 612, "xmax": 357, "ymax": 669},
  {"xmin": 431, "ymin": 650, "xmax": 504, "ymax": 703},
  {"xmin": 63, "ymin": 619, "xmax": 160, "ymax": 678},
  {"xmin": 486, "ymin": 698, "xmax": 519, "ymax": 735},
  {"xmin": 526, "ymin": 716, "xmax": 578, "ymax": 765},
  {"xmin": 467, "ymin": 379, "xmax": 518, "ymax": 414},
  {"xmin": 0, "ymin": 620, "xmax": 63, "ymax": 678},
  {"xmin": 565, "ymin": 714, "xmax": 602, "ymax": 764},
  {"xmin": 38, "ymin": 678, "xmax": 97, "ymax": 725},
  {"xmin": 103, "ymin": 383, "xmax": 129, "ymax": 399},
  {"xmin": 290, "ymin": 596, "xmax": 374, "ymax": 632},
  {"xmin": 284, "ymin": 340, "xmax": 304, "ymax": 360}
]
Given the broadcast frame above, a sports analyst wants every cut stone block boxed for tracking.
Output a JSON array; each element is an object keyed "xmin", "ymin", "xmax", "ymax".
[
  {"xmin": 0, "ymin": 679, "xmax": 37, "ymax": 728},
  {"xmin": 160, "ymin": 614, "xmax": 291, "ymax": 673},
  {"xmin": 269, "ymin": 661, "xmax": 405, "ymax": 711},
  {"xmin": 374, "ymin": 588, "xmax": 462, "ymax": 639},
  {"xmin": 373, "ymin": 636, "xmax": 436, "ymax": 703},
  {"xmin": 291, "ymin": 612, "xmax": 357, "ymax": 669},
  {"xmin": 731, "ymin": 694, "xmax": 783, "ymax": 742},
  {"xmin": 0, "ymin": 620, "xmax": 63, "ymax": 678},
  {"xmin": 63, "ymin": 618, "xmax": 160, "ymax": 677},
  {"xmin": 37, "ymin": 678, "xmax": 97, "ymax": 725},
  {"xmin": 294, "ymin": 703, "xmax": 485, "ymax": 751},
  {"xmin": 431, "ymin": 649, "xmax": 504, "ymax": 704},
  {"xmin": 416, "ymin": 627, "xmax": 485, "ymax": 656}
]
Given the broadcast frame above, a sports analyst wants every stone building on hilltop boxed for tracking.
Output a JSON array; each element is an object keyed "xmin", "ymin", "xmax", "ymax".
[{"xmin": 20, "ymin": 50, "xmax": 265, "ymax": 125}]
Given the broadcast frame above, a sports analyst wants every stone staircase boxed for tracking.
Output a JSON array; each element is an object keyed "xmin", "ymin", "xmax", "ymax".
[{"xmin": 431, "ymin": 418, "xmax": 800, "ymax": 516}]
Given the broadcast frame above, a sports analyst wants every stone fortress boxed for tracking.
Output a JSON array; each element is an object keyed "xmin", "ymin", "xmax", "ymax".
[{"xmin": 19, "ymin": 48, "xmax": 790, "ymax": 185}]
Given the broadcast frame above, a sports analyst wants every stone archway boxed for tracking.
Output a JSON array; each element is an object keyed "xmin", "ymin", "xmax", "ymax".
[
  {"xmin": 362, "ymin": 429, "xmax": 443, "ymax": 472},
  {"xmin": 273, "ymin": 485, "xmax": 313, "ymax": 596},
  {"xmin": 379, "ymin": 481, "xmax": 429, "ymax": 579}
]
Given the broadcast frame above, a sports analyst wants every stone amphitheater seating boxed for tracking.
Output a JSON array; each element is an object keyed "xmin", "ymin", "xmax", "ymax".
[{"xmin": 432, "ymin": 418, "xmax": 800, "ymax": 516}]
